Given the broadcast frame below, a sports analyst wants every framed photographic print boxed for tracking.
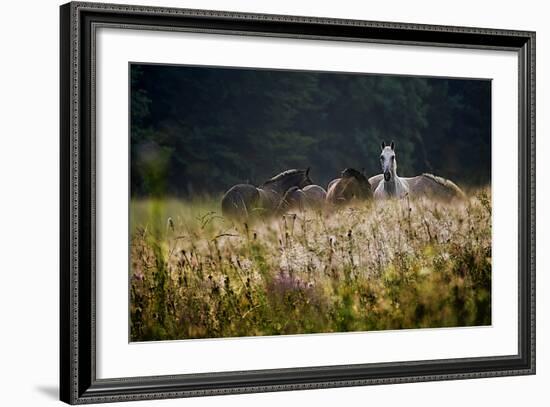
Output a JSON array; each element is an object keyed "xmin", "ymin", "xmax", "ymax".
[{"xmin": 60, "ymin": 1, "xmax": 536, "ymax": 404}]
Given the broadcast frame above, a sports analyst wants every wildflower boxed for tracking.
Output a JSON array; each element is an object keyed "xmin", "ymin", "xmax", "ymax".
[{"xmin": 279, "ymin": 243, "xmax": 309, "ymax": 272}]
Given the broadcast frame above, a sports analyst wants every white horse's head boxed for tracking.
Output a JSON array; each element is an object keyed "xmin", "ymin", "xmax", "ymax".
[{"xmin": 379, "ymin": 141, "xmax": 396, "ymax": 182}]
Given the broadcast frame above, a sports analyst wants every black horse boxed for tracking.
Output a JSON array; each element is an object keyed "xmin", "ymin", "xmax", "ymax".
[{"xmin": 221, "ymin": 168, "xmax": 313, "ymax": 221}]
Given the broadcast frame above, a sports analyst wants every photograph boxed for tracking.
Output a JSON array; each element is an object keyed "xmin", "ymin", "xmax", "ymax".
[{"xmin": 129, "ymin": 63, "xmax": 492, "ymax": 342}]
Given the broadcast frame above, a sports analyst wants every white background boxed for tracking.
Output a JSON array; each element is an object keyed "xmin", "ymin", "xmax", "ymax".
[{"xmin": 0, "ymin": 0, "xmax": 547, "ymax": 406}]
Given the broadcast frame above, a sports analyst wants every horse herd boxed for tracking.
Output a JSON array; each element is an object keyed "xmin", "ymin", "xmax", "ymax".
[{"xmin": 221, "ymin": 141, "xmax": 465, "ymax": 221}]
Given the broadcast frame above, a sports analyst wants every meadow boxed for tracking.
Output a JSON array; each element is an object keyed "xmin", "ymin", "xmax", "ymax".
[{"xmin": 130, "ymin": 189, "xmax": 492, "ymax": 341}]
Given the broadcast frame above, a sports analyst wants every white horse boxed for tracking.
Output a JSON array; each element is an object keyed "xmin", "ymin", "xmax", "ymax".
[{"xmin": 370, "ymin": 141, "xmax": 465, "ymax": 200}]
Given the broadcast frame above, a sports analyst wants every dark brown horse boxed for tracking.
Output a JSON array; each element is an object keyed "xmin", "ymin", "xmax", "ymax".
[
  {"xmin": 221, "ymin": 168, "xmax": 313, "ymax": 221},
  {"xmin": 326, "ymin": 168, "xmax": 372, "ymax": 207}
]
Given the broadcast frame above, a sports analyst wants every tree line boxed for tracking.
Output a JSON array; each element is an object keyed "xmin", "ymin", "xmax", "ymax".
[{"xmin": 130, "ymin": 64, "xmax": 491, "ymax": 198}]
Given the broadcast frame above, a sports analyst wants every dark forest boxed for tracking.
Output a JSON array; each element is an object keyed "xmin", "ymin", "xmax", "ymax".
[{"xmin": 130, "ymin": 64, "xmax": 491, "ymax": 197}]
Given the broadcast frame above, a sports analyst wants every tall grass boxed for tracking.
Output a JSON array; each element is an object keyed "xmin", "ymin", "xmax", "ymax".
[{"xmin": 130, "ymin": 189, "xmax": 491, "ymax": 341}]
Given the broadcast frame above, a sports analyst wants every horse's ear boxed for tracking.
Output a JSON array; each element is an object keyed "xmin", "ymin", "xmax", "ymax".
[
  {"xmin": 390, "ymin": 141, "xmax": 395, "ymax": 150},
  {"xmin": 305, "ymin": 167, "xmax": 310, "ymax": 177},
  {"xmin": 381, "ymin": 141, "xmax": 386, "ymax": 149}
]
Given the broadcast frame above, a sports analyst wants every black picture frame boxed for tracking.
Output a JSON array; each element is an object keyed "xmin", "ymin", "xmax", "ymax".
[{"xmin": 60, "ymin": 2, "xmax": 536, "ymax": 404}]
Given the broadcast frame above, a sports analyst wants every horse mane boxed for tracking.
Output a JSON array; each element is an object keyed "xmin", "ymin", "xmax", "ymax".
[
  {"xmin": 419, "ymin": 173, "xmax": 465, "ymax": 197},
  {"xmin": 341, "ymin": 168, "xmax": 368, "ymax": 184},
  {"xmin": 262, "ymin": 169, "xmax": 306, "ymax": 187}
]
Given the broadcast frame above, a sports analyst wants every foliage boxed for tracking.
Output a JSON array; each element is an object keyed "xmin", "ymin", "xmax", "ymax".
[
  {"xmin": 130, "ymin": 189, "xmax": 491, "ymax": 341},
  {"xmin": 130, "ymin": 65, "xmax": 491, "ymax": 197}
]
